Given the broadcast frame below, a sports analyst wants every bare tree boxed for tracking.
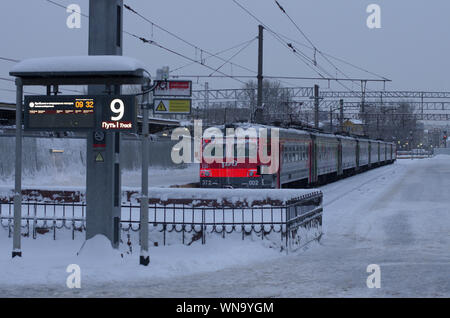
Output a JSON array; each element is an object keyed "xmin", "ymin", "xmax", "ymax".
[
  {"xmin": 363, "ymin": 101, "xmax": 424, "ymax": 147},
  {"xmin": 240, "ymin": 80, "xmax": 293, "ymax": 124}
]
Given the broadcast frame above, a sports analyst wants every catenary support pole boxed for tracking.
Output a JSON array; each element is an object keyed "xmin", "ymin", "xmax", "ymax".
[
  {"xmin": 255, "ymin": 25, "xmax": 264, "ymax": 124},
  {"xmin": 314, "ymin": 84, "xmax": 320, "ymax": 129},
  {"xmin": 330, "ymin": 105, "xmax": 333, "ymax": 133},
  {"xmin": 339, "ymin": 99, "xmax": 344, "ymax": 132},
  {"xmin": 12, "ymin": 78, "xmax": 23, "ymax": 258}
]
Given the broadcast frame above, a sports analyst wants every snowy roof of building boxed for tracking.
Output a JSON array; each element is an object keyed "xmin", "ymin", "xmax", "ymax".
[{"xmin": 10, "ymin": 55, "xmax": 148, "ymax": 77}]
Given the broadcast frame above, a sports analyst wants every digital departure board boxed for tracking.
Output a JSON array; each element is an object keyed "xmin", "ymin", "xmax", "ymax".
[
  {"xmin": 24, "ymin": 95, "xmax": 137, "ymax": 132},
  {"xmin": 24, "ymin": 96, "xmax": 96, "ymax": 130}
]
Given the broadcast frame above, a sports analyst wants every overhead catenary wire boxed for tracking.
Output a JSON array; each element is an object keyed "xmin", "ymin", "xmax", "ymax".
[
  {"xmin": 170, "ymin": 37, "xmax": 258, "ymax": 74},
  {"xmin": 123, "ymin": 3, "xmax": 258, "ymax": 76},
  {"xmin": 0, "ymin": 56, "xmax": 20, "ymax": 63},
  {"xmin": 208, "ymin": 37, "xmax": 257, "ymax": 76},
  {"xmin": 272, "ymin": 0, "xmax": 390, "ymax": 95},
  {"xmin": 273, "ymin": 1, "xmax": 367, "ymax": 85},
  {"xmin": 125, "ymin": 32, "xmax": 247, "ymax": 84},
  {"xmin": 168, "ymin": 75, "xmax": 389, "ymax": 82},
  {"xmin": 232, "ymin": 0, "xmax": 381, "ymax": 95},
  {"xmin": 276, "ymin": 33, "xmax": 390, "ymax": 81},
  {"xmin": 43, "ymin": 0, "xmax": 250, "ymax": 85},
  {"xmin": 231, "ymin": 0, "xmax": 344, "ymax": 88}
]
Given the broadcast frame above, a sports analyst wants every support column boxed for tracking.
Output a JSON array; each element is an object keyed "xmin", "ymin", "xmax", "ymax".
[
  {"xmin": 86, "ymin": 0, "xmax": 123, "ymax": 248},
  {"xmin": 140, "ymin": 83, "xmax": 150, "ymax": 266},
  {"xmin": 12, "ymin": 78, "xmax": 23, "ymax": 258},
  {"xmin": 314, "ymin": 85, "xmax": 319, "ymax": 129},
  {"xmin": 255, "ymin": 25, "xmax": 264, "ymax": 124}
]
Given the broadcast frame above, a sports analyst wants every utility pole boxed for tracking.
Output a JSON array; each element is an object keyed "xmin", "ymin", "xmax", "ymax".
[
  {"xmin": 339, "ymin": 99, "xmax": 344, "ymax": 132},
  {"xmin": 86, "ymin": 0, "xmax": 123, "ymax": 248},
  {"xmin": 314, "ymin": 84, "xmax": 320, "ymax": 129},
  {"xmin": 361, "ymin": 80, "xmax": 367, "ymax": 135},
  {"xmin": 255, "ymin": 25, "xmax": 264, "ymax": 124},
  {"xmin": 329, "ymin": 105, "xmax": 333, "ymax": 133},
  {"xmin": 205, "ymin": 82, "xmax": 209, "ymax": 109}
]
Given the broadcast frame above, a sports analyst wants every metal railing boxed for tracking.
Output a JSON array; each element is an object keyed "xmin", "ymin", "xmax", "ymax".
[
  {"xmin": 0, "ymin": 191, "xmax": 323, "ymax": 251},
  {"xmin": 397, "ymin": 150, "xmax": 432, "ymax": 159}
]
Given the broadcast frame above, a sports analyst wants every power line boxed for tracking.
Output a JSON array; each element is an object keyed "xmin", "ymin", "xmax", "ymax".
[
  {"xmin": 232, "ymin": 0, "xmax": 376, "ymax": 94},
  {"xmin": 232, "ymin": 0, "xmax": 357, "ymax": 91},
  {"xmin": 125, "ymin": 32, "xmax": 247, "ymax": 84},
  {"xmin": 124, "ymin": 3, "xmax": 257, "ymax": 76},
  {"xmin": 169, "ymin": 75, "xmax": 388, "ymax": 82},
  {"xmin": 277, "ymin": 33, "xmax": 390, "ymax": 81},
  {"xmin": 231, "ymin": 0, "xmax": 327, "ymax": 80},
  {"xmin": 43, "ymin": 0, "xmax": 249, "ymax": 84},
  {"xmin": 272, "ymin": 0, "xmax": 390, "ymax": 96},
  {"xmin": 0, "ymin": 77, "xmax": 14, "ymax": 83},
  {"xmin": 45, "ymin": 0, "xmax": 88, "ymax": 17},
  {"xmin": 0, "ymin": 56, "xmax": 20, "ymax": 63},
  {"xmin": 273, "ymin": 1, "xmax": 366, "ymax": 84},
  {"xmin": 208, "ymin": 37, "xmax": 257, "ymax": 76},
  {"xmin": 170, "ymin": 37, "xmax": 258, "ymax": 74}
]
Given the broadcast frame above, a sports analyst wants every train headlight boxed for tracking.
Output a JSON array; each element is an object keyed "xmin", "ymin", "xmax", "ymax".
[{"xmin": 248, "ymin": 169, "xmax": 257, "ymax": 177}]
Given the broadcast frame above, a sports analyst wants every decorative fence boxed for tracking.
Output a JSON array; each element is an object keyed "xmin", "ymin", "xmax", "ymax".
[{"xmin": 0, "ymin": 189, "xmax": 323, "ymax": 251}]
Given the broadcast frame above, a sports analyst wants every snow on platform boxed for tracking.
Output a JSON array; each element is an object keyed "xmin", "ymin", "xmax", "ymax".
[{"xmin": 0, "ymin": 156, "xmax": 449, "ymax": 297}]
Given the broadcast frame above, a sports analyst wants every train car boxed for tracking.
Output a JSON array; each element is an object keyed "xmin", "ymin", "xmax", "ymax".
[
  {"xmin": 382, "ymin": 142, "xmax": 388, "ymax": 163},
  {"xmin": 200, "ymin": 134, "xmax": 270, "ymax": 189},
  {"xmin": 369, "ymin": 140, "xmax": 379, "ymax": 167},
  {"xmin": 339, "ymin": 136, "xmax": 357, "ymax": 174},
  {"xmin": 279, "ymin": 129, "xmax": 313, "ymax": 187},
  {"xmin": 358, "ymin": 139, "xmax": 370, "ymax": 169},
  {"xmin": 200, "ymin": 123, "xmax": 396, "ymax": 189},
  {"xmin": 311, "ymin": 133, "xmax": 339, "ymax": 183}
]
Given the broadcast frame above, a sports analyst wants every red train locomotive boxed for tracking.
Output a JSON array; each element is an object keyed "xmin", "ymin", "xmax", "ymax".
[{"xmin": 200, "ymin": 123, "xmax": 396, "ymax": 189}]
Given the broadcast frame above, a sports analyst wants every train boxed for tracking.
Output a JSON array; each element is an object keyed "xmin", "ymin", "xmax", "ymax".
[{"xmin": 200, "ymin": 123, "xmax": 396, "ymax": 189}]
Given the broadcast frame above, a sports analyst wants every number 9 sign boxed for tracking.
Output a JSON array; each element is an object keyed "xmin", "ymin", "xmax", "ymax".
[
  {"xmin": 100, "ymin": 95, "xmax": 136, "ymax": 132},
  {"xmin": 110, "ymin": 99, "xmax": 125, "ymax": 121}
]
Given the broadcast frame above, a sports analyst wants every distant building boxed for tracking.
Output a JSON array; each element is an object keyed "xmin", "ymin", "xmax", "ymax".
[{"xmin": 342, "ymin": 119, "xmax": 364, "ymax": 136}]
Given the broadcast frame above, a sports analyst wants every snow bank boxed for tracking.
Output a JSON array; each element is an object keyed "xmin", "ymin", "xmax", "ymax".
[
  {"xmin": 0, "ymin": 231, "xmax": 283, "ymax": 288},
  {"xmin": 143, "ymin": 187, "xmax": 321, "ymax": 206},
  {"xmin": 77, "ymin": 235, "xmax": 121, "ymax": 261}
]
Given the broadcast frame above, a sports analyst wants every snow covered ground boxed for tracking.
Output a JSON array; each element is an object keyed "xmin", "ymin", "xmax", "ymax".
[
  {"xmin": 0, "ymin": 157, "xmax": 449, "ymax": 297},
  {"xmin": 0, "ymin": 164, "xmax": 199, "ymax": 190}
]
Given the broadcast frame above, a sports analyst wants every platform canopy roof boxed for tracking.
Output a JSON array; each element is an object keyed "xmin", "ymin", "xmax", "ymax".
[{"xmin": 9, "ymin": 56, "xmax": 149, "ymax": 86}]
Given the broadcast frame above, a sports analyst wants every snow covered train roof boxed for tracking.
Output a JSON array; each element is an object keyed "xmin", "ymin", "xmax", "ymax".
[{"xmin": 10, "ymin": 55, "xmax": 148, "ymax": 77}]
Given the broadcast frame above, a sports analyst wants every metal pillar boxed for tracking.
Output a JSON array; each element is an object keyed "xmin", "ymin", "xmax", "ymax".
[
  {"xmin": 361, "ymin": 80, "xmax": 367, "ymax": 135},
  {"xmin": 140, "ymin": 83, "xmax": 150, "ymax": 266},
  {"xmin": 12, "ymin": 78, "xmax": 23, "ymax": 258},
  {"xmin": 255, "ymin": 25, "xmax": 264, "ymax": 124},
  {"xmin": 314, "ymin": 85, "xmax": 319, "ymax": 129},
  {"xmin": 339, "ymin": 99, "xmax": 344, "ymax": 132},
  {"xmin": 86, "ymin": 0, "xmax": 123, "ymax": 248},
  {"xmin": 329, "ymin": 105, "xmax": 333, "ymax": 133},
  {"xmin": 205, "ymin": 82, "xmax": 209, "ymax": 109}
]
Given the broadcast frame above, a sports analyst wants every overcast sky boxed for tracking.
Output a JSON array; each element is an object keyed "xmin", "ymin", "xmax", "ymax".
[{"xmin": 1, "ymin": 0, "xmax": 450, "ymax": 102}]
